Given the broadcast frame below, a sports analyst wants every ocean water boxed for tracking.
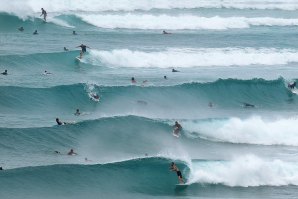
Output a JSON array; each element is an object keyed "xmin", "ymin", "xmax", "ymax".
[{"xmin": 1, "ymin": 0, "xmax": 298, "ymax": 198}]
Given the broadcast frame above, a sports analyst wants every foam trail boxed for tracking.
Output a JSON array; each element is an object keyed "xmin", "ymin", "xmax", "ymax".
[
  {"xmin": 188, "ymin": 155, "xmax": 298, "ymax": 187},
  {"xmin": 86, "ymin": 48, "xmax": 298, "ymax": 68},
  {"xmin": 184, "ymin": 116, "xmax": 298, "ymax": 146},
  {"xmin": 47, "ymin": 17, "xmax": 75, "ymax": 28},
  {"xmin": 78, "ymin": 14, "xmax": 298, "ymax": 30},
  {"xmin": 2, "ymin": 0, "xmax": 298, "ymax": 16}
]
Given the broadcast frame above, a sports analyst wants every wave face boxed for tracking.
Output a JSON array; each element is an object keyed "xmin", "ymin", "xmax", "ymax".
[
  {"xmin": 86, "ymin": 48, "xmax": 298, "ymax": 68},
  {"xmin": 0, "ymin": 78, "xmax": 295, "ymax": 119},
  {"xmin": 1, "ymin": 156, "xmax": 298, "ymax": 199},
  {"xmin": 0, "ymin": 158, "xmax": 188, "ymax": 199}
]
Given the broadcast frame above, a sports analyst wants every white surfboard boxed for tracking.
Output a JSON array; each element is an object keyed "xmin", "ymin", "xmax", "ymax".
[
  {"xmin": 291, "ymin": 89, "xmax": 298, "ymax": 94},
  {"xmin": 173, "ymin": 132, "xmax": 180, "ymax": 138},
  {"xmin": 176, "ymin": 184, "xmax": 188, "ymax": 186},
  {"xmin": 75, "ymin": 56, "xmax": 81, "ymax": 61}
]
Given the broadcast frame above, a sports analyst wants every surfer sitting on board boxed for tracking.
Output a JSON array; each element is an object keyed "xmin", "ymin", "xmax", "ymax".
[
  {"xmin": 288, "ymin": 81, "xmax": 296, "ymax": 89},
  {"xmin": 40, "ymin": 8, "xmax": 47, "ymax": 22},
  {"xmin": 173, "ymin": 121, "xmax": 182, "ymax": 136},
  {"xmin": 170, "ymin": 162, "xmax": 184, "ymax": 184}
]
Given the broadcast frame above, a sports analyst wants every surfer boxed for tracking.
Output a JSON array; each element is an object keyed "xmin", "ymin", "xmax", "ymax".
[
  {"xmin": 67, "ymin": 149, "xmax": 78, "ymax": 155},
  {"xmin": 131, "ymin": 77, "xmax": 136, "ymax": 83},
  {"xmin": 208, "ymin": 102, "xmax": 213, "ymax": 108},
  {"xmin": 18, "ymin": 27, "xmax": 24, "ymax": 31},
  {"xmin": 43, "ymin": 70, "xmax": 52, "ymax": 75},
  {"xmin": 74, "ymin": 109, "xmax": 81, "ymax": 116},
  {"xmin": 170, "ymin": 162, "xmax": 184, "ymax": 184},
  {"xmin": 137, "ymin": 100, "xmax": 148, "ymax": 105},
  {"xmin": 0, "ymin": 167, "xmax": 3, "ymax": 170},
  {"xmin": 33, "ymin": 30, "xmax": 38, "ymax": 35},
  {"xmin": 76, "ymin": 44, "xmax": 90, "ymax": 53},
  {"xmin": 173, "ymin": 121, "xmax": 182, "ymax": 136},
  {"xmin": 40, "ymin": 8, "xmax": 47, "ymax": 22},
  {"xmin": 164, "ymin": 75, "xmax": 167, "ymax": 79},
  {"xmin": 163, "ymin": 30, "xmax": 171, "ymax": 34},
  {"xmin": 288, "ymin": 81, "xmax": 296, "ymax": 89},
  {"xmin": 54, "ymin": 151, "xmax": 60, "ymax": 154},
  {"xmin": 1, "ymin": 70, "xmax": 8, "ymax": 75},
  {"xmin": 73, "ymin": 30, "xmax": 77, "ymax": 35},
  {"xmin": 64, "ymin": 47, "xmax": 69, "ymax": 51},
  {"xmin": 172, "ymin": 68, "xmax": 179, "ymax": 72},
  {"xmin": 90, "ymin": 93, "xmax": 100, "ymax": 101},
  {"xmin": 56, "ymin": 118, "xmax": 66, "ymax": 125},
  {"xmin": 243, "ymin": 102, "xmax": 255, "ymax": 108}
]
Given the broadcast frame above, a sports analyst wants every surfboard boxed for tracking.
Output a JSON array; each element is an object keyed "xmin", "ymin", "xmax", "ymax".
[
  {"xmin": 75, "ymin": 56, "xmax": 81, "ymax": 62},
  {"xmin": 173, "ymin": 132, "xmax": 180, "ymax": 138},
  {"xmin": 173, "ymin": 128, "xmax": 180, "ymax": 137},
  {"xmin": 291, "ymin": 89, "xmax": 298, "ymax": 94},
  {"xmin": 176, "ymin": 184, "xmax": 188, "ymax": 186}
]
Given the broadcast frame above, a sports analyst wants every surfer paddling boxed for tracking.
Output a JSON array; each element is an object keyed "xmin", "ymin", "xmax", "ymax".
[
  {"xmin": 40, "ymin": 8, "xmax": 47, "ymax": 22},
  {"xmin": 170, "ymin": 162, "xmax": 184, "ymax": 184},
  {"xmin": 173, "ymin": 121, "xmax": 182, "ymax": 136},
  {"xmin": 1, "ymin": 70, "xmax": 8, "ymax": 75},
  {"xmin": 55, "ymin": 118, "xmax": 72, "ymax": 125}
]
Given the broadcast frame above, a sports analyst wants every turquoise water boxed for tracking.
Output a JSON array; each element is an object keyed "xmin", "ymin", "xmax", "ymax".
[{"xmin": 1, "ymin": 0, "xmax": 298, "ymax": 198}]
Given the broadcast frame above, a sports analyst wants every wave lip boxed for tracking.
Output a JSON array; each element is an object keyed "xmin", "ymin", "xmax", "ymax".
[
  {"xmin": 77, "ymin": 14, "xmax": 298, "ymax": 30},
  {"xmin": 86, "ymin": 48, "xmax": 298, "ymax": 68}
]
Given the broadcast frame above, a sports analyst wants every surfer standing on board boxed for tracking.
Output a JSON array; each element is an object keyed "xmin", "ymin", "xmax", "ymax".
[
  {"xmin": 173, "ymin": 121, "xmax": 182, "ymax": 136},
  {"xmin": 170, "ymin": 162, "xmax": 184, "ymax": 184},
  {"xmin": 40, "ymin": 8, "xmax": 47, "ymax": 22},
  {"xmin": 76, "ymin": 44, "xmax": 90, "ymax": 59},
  {"xmin": 288, "ymin": 81, "xmax": 296, "ymax": 89}
]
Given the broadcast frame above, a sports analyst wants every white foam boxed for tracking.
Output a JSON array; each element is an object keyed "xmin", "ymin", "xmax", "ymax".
[
  {"xmin": 77, "ymin": 14, "xmax": 298, "ymax": 30},
  {"xmin": 85, "ymin": 48, "xmax": 298, "ymax": 68},
  {"xmin": 2, "ymin": 0, "xmax": 298, "ymax": 15},
  {"xmin": 188, "ymin": 155, "xmax": 298, "ymax": 187},
  {"xmin": 47, "ymin": 17, "xmax": 75, "ymax": 28},
  {"xmin": 184, "ymin": 116, "xmax": 298, "ymax": 146}
]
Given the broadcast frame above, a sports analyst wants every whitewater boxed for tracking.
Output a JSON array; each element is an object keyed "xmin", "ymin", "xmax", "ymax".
[{"xmin": 1, "ymin": 0, "xmax": 298, "ymax": 199}]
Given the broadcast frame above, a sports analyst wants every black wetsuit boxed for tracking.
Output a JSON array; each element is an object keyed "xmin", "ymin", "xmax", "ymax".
[
  {"xmin": 80, "ymin": 45, "xmax": 87, "ymax": 53},
  {"xmin": 176, "ymin": 170, "xmax": 182, "ymax": 178}
]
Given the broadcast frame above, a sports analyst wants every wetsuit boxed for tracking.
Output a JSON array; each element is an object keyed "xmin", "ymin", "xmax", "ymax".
[
  {"xmin": 80, "ymin": 45, "xmax": 87, "ymax": 53},
  {"xmin": 176, "ymin": 170, "xmax": 182, "ymax": 178}
]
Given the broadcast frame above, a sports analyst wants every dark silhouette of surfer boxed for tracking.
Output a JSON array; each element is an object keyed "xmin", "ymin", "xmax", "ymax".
[
  {"xmin": 288, "ymin": 82, "xmax": 296, "ymax": 89},
  {"xmin": 18, "ymin": 27, "xmax": 24, "ymax": 31},
  {"xmin": 40, "ymin": 8, "xmax": 47, "ymax": 22},
  {"xmin": 1, "ymin": 70, "xmax": 8, "ymax": 75},
  {"xmin": 170, "ymin": 162, "xmax": 184, "ymax": 184},
  {"xmin": 243, "ymin": 102, "xmax": 255, "ymax": 108}
]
